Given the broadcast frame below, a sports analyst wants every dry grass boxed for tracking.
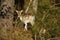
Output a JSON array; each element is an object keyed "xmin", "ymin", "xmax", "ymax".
[{"xmin": 0, "ymin": 0, "xmax": 60, "ymax": 40}]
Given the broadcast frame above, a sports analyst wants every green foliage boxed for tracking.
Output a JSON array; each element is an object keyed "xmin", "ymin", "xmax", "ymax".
[
  {"xmin": 34, "ymin": 0, "xmax": 60, "ymax": 39},
  {"xmin": 0, "ymin": 0, "xmax": 60, "ymax": 40}
]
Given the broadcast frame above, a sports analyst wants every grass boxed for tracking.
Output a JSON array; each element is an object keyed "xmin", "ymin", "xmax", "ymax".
[{"xmin": 0, "ymin": 0, "xmax": 60, "ymax": 40}]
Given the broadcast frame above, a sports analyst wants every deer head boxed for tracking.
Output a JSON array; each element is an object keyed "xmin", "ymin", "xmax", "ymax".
[{"xmin": 16, "ymin": 10, "xmax": 23, "ymax": 17}]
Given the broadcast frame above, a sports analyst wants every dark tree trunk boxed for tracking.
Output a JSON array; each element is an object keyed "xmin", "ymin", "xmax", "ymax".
[{"xmin": 0, "ymin": 0, "xmax": 14, "ymax": 28}]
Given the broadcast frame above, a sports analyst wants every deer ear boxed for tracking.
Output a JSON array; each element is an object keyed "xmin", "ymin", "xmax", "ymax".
[
  {"xmin": 20, "ymin": 10, "xmax": 23, "ymax": 13},
  {"xmin": 16, "ymin": 10, "xmax": 18, "ymax": 13}
]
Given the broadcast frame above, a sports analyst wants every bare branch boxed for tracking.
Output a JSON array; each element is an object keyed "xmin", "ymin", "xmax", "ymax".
[{"xmin": 25, "ymin": 0, "xmax": 33, "ymax": 13}]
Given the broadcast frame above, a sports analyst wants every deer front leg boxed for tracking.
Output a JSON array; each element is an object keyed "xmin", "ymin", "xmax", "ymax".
[{"xmin": 24, "ymin": 23, "xmax": 27, "ymax": 30}]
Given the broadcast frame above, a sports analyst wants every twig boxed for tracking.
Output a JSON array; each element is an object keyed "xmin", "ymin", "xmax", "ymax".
[{"xmin": 25, "ymin": 0, "xmax": 32, "ymax": 13}]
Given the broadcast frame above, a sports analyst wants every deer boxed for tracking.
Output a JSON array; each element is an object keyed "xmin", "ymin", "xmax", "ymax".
[
  {"xmin": 16, "ymin": 10, "xmax": 35, "ymax": 30},
  {"xmin": 16, "ymin": 0, "xmax": 35, "ymax": 30}
]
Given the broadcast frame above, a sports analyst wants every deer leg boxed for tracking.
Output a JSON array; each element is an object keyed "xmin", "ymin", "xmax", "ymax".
[{"xmin": 25, "ymin": 23, "xmax": 27, "ymax": 30}]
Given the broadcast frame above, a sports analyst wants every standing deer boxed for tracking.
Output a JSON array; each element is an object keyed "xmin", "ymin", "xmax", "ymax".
[
  {"xmin": 16, "ymin": 10, "xmax": 35, "ymax": 30},
  {"xmin": 16, "ymin": 0, "xmax": 35, "ymax": 30}
]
